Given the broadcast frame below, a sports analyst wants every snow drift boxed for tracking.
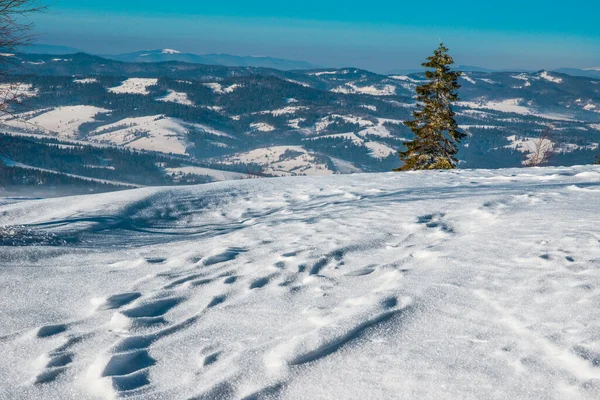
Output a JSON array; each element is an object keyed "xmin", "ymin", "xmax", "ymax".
[{"xmin": 1, "ymin": 166, "xmax": 600, "ymax": 399}]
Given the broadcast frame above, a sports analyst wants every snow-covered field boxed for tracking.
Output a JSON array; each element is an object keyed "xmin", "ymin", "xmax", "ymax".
[
  {"xmin": 222, "ymin": 146, "xmax": 334, "ymax": 176},
  {"xmin": 157, "ymin": 90, "xmax": 193, "ymax": 106},
  {"xmin": 89, "ymin": 115, "xmax": 193, "ymax": 155},
  {"xmin": 1, "ymin": 166, "xmax": 600, "ymax": 399},
  {"xmin": 108, "ymin": 79, "xmax": 159, "ymax": 95},
  {"xmin": 6, "ymin": 106, "xmax": 110, "ymax": 138},
  {"xmin": 165, "ymin": 166, "xmax": 247, "ymax": 182}
]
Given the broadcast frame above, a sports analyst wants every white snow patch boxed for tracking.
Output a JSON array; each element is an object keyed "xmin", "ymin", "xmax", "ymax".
[
  {"xmin": 165, "ymin": 166, "xmax": 246, "ymax": 181},
  {"xmin": 90, "ymin": 115, "xmax": 191, "ymax": 154},
  {"xmin": 310, "ymin": 70, "xmax": 350, "ymax": 76},
  {"xmin": 364, "ymin": 141, "xmax": 397, "ymax": 158},
  {"xmin": 203, "ymin": 83, "xmax": 240, "ymax": 94},
  {"xmin": 505, "ymin": 134, "xmax": 554, "ymax": 165},
  {"xmin": 222, "ymin": 145, "xmax": 333, "ymax": 176},
  {"xmin": 0, "ymin": 83, "xmax": 38, "ymax": 102},
  {"xmin": 312, "ymin": 132, "xmax": 364, "ymax": 145},
  {"xmin": 157, "ymin": 90, "xmax": 193, "ymax": 106},
  {"xmin": 462, "ymin": 75, "xmax": 477, "ymax": 84},
  {"xmin": 458, "ymin": 99, "xmax": 574, "ymax": 121},
  {"xmin": 73, "ymin": 78, "xmax": 98, "ymax": 84},
  {"xmin": 108, "ymin": 78, "xmax": 158, "ymax": 95},
  {"xmin": 285, "ymin": 79, "xmax": 311, "ymax": 87},
  {"xmin": 540, "ymin": 71, "xmax": 563, "ymax": 84},
  {"xmin": 259, "ymin": 106, "xmax": 308, "ymax": 116},
  {"xmin": 2, "ymin": 106, "xmax": 109, "ymax": 138},
  {"xmin": 249, "ymin": 122, "xmax": 276, "ymax": 132},
  {"xmin": 314, "ymin": 115, "xmax": 373, "ymax": 133},
  {"xmin": 389, "ymin": 75, "xmax": 421, "ymax": 83},
  {"xmin": 288, "ymin": 118, "xmax": 306, "ymax": 129},
  {"xmin": 332, "ymin": 83, "xmax": 397, "ymax": 96}
]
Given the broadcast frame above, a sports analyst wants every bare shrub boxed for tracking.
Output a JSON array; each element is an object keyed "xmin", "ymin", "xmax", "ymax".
[{"xmin": 524, "ymin": 127, "xmax": 554, "ymax": 167}]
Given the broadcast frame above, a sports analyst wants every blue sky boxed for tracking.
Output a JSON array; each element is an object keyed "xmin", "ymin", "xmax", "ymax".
[{"xmin": 30, "ymin": 0, "xmax": 600, "ymax": 72}]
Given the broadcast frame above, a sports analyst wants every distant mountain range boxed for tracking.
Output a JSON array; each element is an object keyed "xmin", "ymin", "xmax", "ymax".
[
  {"xmin": 100, "ymin": 49, "xmax": 317, "ymax": 71},
  {"xmin": 8, "ymin": 45, "xmax": 316, "ymax": 70},
  {"xmin": 554, "ymin": 67, "xmax": 600, "ymax": 80},
  {"xmin": 10, "ymin": 44, "xmax": 600, "ymax": 77},
  {"xmin": 15, "ymin": 44, "xmax": 82, "ymax": 54}
]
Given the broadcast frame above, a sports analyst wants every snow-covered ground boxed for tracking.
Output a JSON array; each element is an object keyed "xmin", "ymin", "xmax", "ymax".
[
  {"xmin": 1, "ymin": 166, "xmax": 600, "ymax": 399},
  {"xmin": 331, "ymin": 83, "xmax": 397, "ymax": 96},
  {"xmin": 157, "ymin": 90, "xmax": 193, "ymax": 106},
  {"xmin": 203, "ymin": 83, "xmax": 240, "ymax": 94},
  {"xmin": 89, "ymin": 115, "xmax": 195, "ymax": 155},
  {"xmin": 222, "ymin": 146, "xmax": 334, "ymax": 176},
  {"xmin": 108, "ymin": 79, "xmax": 158, "ymax": 95},
  {"xmin": 3, "ymin": 106, "xmax": 110, "ymax": 138},
  {"xmin": 165, "ymin": 166, "xmax": 247, "ymax": 182},
  {"xmin": 458, "ymin": 99, "xmax": 574, "ymax": 121}
]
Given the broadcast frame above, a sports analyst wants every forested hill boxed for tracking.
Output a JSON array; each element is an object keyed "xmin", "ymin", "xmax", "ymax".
[{"xmin": 0, "ymin": 52, "xmax": 599, "ymax": 194}]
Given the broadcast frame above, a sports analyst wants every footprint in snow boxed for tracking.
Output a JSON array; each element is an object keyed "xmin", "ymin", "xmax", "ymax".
[
  {"xmin": 34, "ymin": 334, "xmax": 84, "ymax": 385},
  {"xmin": 249, "ymin": 277, "xmax": 271, "ymax": 290},
  {"xmin": 203, "ymin": 248, "xmax": 247, "ymax": 266},
  {"xmin": 97, "ymin": 292, "xmax": 142, "ymax": 311},
  {"xmin": 121, "ymin": 297, "xmax": 184, "ymax": 318},
  {"xmin": 36, "ymin": 324, "xmax": 68, "ymax": 338}
]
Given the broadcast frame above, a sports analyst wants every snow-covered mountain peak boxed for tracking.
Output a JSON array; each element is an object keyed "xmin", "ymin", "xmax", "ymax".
[{"xmin": 161, "ymin": 48, "xmax": 181, "ymax": 54}]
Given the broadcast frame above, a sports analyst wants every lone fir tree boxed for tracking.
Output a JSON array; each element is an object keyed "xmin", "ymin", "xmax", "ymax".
[{"xmin": 395, "ymin": 43, "xmax": 466, "ymax": 171}]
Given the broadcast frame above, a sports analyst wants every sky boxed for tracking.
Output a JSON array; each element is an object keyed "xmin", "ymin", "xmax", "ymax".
[{"xmin": 28, "ymin": 0, "xmax": 600, "ymax": 73}]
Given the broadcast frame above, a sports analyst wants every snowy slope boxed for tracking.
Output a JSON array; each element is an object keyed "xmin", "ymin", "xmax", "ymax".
[
  {"xmin": 1, "ymin": 166, "xmax": 600, "ymax": 399},
  {"xmin": 165, "ymin": 166, "xmax": 247, "ymax": 181},
  {"xmin": 221, "ymin": 146, "xmax": 334, "ymax": 176},
  {"xmin": 3, "ymin": 106, "xmax": 110, "ymax": 138},
  {"xmin": 89, "ymin": 115, "xmax": 200, "ymax": 155},
  {"xmin": 108, "ymin": 79, "xmax": 158, "ymax": 95},
  {"xmin": 157, "ymin": 90, "xmax": 193, "ymax": 106}
]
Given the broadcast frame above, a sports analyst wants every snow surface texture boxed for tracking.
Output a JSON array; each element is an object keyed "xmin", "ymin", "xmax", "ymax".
[{"xmin": 1, "ymin": 166, "xmax": 600, "ymax": 399}]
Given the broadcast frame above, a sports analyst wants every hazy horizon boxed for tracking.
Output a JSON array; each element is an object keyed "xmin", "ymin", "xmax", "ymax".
[{"xmin": 23, "ymin": 0, "xmax": 600, "ymax": 73}]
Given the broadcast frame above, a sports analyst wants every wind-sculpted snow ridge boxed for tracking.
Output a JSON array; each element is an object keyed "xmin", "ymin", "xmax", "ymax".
[{"xmin": 1, "ymin": 166, "xmax": 600, "ymax": 399}]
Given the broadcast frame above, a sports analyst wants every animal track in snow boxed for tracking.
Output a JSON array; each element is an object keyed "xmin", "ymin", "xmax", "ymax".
[
  {"xmin": 250, "ymin": 276, "xmax": 271, "ymax": 290},
  {"xmin": 145, "ymin": 257, "xmax": 166, "ymax": 264},
  {"xmin": 309, "ymin": 248, "xmax": 345, "ymax": 275},
  {"xmin": 188, "ymin": 278, "xmax": 212, "ymax": 288},
  {"xmin": 163, "ymin": 273, "xmax": 208, "ymax": 289},
  {"xmin": 416, "ymin": 213, "xmax": 454, "ymax": 233},
  {"xmin": 289, "ymin": 303, "xmax": 410, "ymax": 366},
  {"xmin": 121, "ymin": 297, "xmax": 184, "ymax": 318},
  {"xmin": 202, "ymin": 351, "xmax": 221, "ymax": 367},
  {"xmin": 203, "ymin": 247, "xmax": 247, "ymax": 266},
  {"xmin": 97, "ymin": 292, "xmax": 142, "ymax": 310},
  {"xmin": 345, "ymin": 267, "xmax": 376, "ymax": 277},
  {"xmin": 36, "ymin": 324, "xmax": 68, "ymax": 338},
  {"xmin": 207, "ymin": 295, "xmax": 227, "ymax": 308},
  {"xmin": 34, "ymin": 334, "xmax": 84, "ymax": 385}
]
